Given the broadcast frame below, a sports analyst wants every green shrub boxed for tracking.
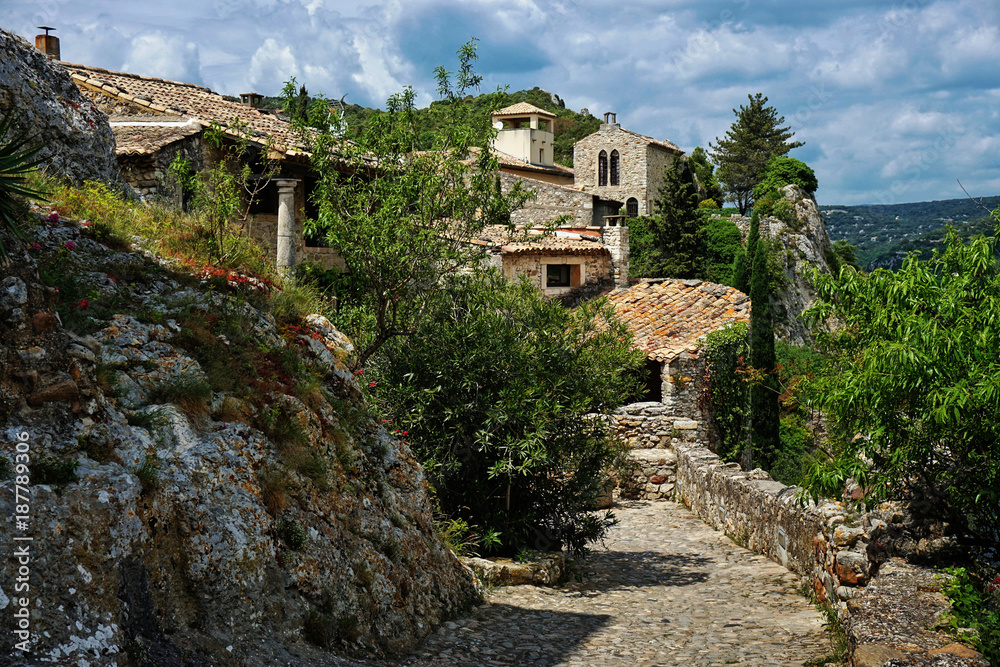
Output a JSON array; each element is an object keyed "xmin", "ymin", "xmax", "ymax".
[
  {"xmin": 704, "ymin": 322, "xmax": 749, "ymax": 462},
  {"xmin": 278, "ymin": 518, "xmax": 309, "ymax": 551},
  {"xmin": 31, "ymin": 456, "xmax": 79, "ymax": 488},
  {"xmin": 374, "ymin": 272, "xmax": 643, "ymax": 555},
  {"xmin": 940, "ymin": 566, "xmax": 999, "ymax": 662},
  {"xmin": 134, "ymin": 457, "xmax": 160, "ymax": 494},
  {"xmin": 752, "ymin": 156, "xmax": 818, "ymax": 202},
  {"xmin": 148, "ymin": 373, "xmax": 212, "ymax": 417}
]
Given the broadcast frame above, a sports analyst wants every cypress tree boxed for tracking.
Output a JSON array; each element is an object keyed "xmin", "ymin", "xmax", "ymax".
[
  {"xmin": 732, "ymin": 248, "xmax": 748, "ymax": 293},
  {"xmin": 748, "ymin": 233, "xmax": 780, "ymax": 471},
  {"xmin": 732, "ymin": 208, "xmax": 759, "ymax": 293}
]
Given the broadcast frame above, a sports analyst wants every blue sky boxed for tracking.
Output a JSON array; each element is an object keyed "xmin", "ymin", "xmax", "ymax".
[{"xmin": 4, "ymin": 0, "xmax": 999, "ymax": 204}]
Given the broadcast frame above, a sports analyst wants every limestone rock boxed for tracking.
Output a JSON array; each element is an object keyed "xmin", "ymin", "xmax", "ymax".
[
  {"xmin": 0, "ymin": 29, "xmax": 128, "ymax": 190},
  {"xmin": 0, "ymin": 211, "xmax": 479, "ymax": 664},
  {"xmin": 731, "ymin": 184, "xmax": 836, "ymax": 344}
]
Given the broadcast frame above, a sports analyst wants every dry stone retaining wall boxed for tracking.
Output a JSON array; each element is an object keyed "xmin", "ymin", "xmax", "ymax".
[{"xmin": 614, "ymin": 412, "xmax": 987, "ymax": 666}]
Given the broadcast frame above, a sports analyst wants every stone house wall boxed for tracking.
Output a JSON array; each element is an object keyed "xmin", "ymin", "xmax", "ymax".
[
  {"xmin": 501, "ymin": 172, "xmax": 598, "ymax": 227},
  {"xmin": 574, "ymin": 124, "xmax": 679, "ymax": 217},
  {"xmin": 119, "ymin": 133, "xmax": 203, "ymax": 204},
  {"xmin": 501, "ymin": 251, "xmax": 612, "ymax": 297}
]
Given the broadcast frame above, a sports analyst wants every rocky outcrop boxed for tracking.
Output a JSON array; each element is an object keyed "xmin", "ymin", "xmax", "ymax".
[
  {"xmin": 0, "ymin": 211, "xmax": 479, "ymax": 665},
  {"xmin": 730, "ymin": 184, "xmax": 836, "ymax": 344},
  {"xmin": 0, "ymin": 28, "xmax": 127, "ymax": 190}
]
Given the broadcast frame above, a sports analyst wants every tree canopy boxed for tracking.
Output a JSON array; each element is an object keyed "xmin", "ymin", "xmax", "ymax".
[
  {"xmin": 803, "ymin": 215, "xmax": 1000, "ymax": 545},
  {"xmin": 709, "ymin": 93, "xmax": 803, "ymax": 215},
  {"xmin": 689, "ymin": 146, "xmax": 724, "ymax": 204},
  {"xmin": 305, "ymin": 41, "xmax": 530, "ymax": 366},
  {"xmin": 752, "ymin": 156, "xmax": 818, "ymax": 201}
]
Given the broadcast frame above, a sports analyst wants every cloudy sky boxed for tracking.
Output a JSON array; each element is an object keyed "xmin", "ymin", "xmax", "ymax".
[{"xmin": 5, "ymin": 0, "xmax": 999, "ymax": 204}]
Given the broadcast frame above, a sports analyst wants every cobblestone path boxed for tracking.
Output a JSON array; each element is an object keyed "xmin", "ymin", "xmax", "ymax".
[{"xmin": 397, "ymin": 500, "xmax": 831, "ymax": 667}]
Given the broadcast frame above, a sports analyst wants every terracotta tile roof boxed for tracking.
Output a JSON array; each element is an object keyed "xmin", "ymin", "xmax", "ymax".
[
  {"xmin": 62, "ymin": 62, "xmax": 310, "ymax": 156},
  {"xmin": 493, "ymin": 102, "xmax": 557, "ymax": 118},
  {"xmin": 473, "ymin": 225, "xmax": 609, "ymax": 255},
  {"xmin": 111, "ymin": 121, "xmax": 202, "ymax": 156},
  {"xmin": 607, "ymin": 279, "xmax": 750, "ymax": 362}
]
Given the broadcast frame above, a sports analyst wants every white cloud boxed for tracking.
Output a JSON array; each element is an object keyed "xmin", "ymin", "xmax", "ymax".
[
  {"xmin": 247, "ymin": 37, "xmax": 299, "ymax": 92},
  {"xmin": 122, "ymin": 33, "xmax": 202, "ymax": 84}
]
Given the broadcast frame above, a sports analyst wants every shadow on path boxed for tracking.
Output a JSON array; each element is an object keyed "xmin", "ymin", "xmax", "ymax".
[{"xmin": 394, "ymin": 603, "xmax": 612, "ymax": 666}]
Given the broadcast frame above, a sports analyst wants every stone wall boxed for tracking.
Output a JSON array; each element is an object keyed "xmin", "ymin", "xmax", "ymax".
[
  {"xmin": 120, "ymin": 132, "xmax": 203, "ymax": 203},
  {"xmin": 501, "ymin": 172, "xmax": 598, "ymax": 227},
  {"xmin": 611, "ymin": 409, "xmax": 988, "ymax": 666}
]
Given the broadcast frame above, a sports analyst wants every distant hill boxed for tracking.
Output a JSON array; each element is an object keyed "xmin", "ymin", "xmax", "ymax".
[
  {"xmin": 261, "ymin": 87, "xmax": 600, "ymax": 167},
  {"xmin": 820, "ymin": 196, "xmax": 1000, "ymax": 268}
]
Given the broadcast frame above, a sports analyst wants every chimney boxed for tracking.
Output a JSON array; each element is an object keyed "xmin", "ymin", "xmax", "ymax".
[
  {"xmin": 35, "ymin": 26, "xmax": 60, "ymax": 60},
  {"xmin": 240, "ymin": 92, "xmax": 263, "ymax": 109}
]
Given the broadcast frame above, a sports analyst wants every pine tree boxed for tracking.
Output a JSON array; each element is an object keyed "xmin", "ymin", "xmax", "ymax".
[
  {"xmin": 709, "ymin": 93, "xmax": 804, "ymax": 215},
  {"xmin": 651, "ymin": 158, "xmax": 705, "ymax": 278},
  {"xmin": 748, "ymin": 232, "xmax": 780, "ymax": 471}
]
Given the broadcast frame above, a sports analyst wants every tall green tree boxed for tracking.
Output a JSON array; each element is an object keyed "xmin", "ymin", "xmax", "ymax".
[
  {"xmin": 803, "ymin": 217, "xmax": 1000, "ymax": 545},
  {"xmin": 649, "ymin": 158, "xmax": 705, "ymax": 278},
  {"xmin": 689, "ymin": 146, "xmax": 724, "ymax": 204},
  {"xmin": 709, "ymin": 93, "xmax": 804, "ymax": 215},
  {"xmin": 748, "ymin": 234, "xmax": 780, "ymax": 470},
  {"xmin": 307, "ymin": 40, "xmax": 530, "ymax": 366}
]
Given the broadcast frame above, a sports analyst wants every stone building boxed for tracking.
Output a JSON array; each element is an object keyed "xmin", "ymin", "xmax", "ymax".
[
  {"xmin": 488, "ymin": 104, "xmax": 622, "ymax": 229},
  {"xmin": 606, "ymin": 278, "xmax": 750, "ymax": 445},
  {"xmin": 60, "ymin": 61, "xmax": 340, "ymax": 271},
  {"xmin": 470, "ymin": 224, "xmax": 631, "ymax": 297},
  {"xmin": 574, "ymin": 112, "xmax": 684, "ymax": 217}
]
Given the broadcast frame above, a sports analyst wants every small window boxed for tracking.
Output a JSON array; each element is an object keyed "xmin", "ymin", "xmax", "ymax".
[
  {"xmin": 626, "ymin": 197, "xmax": 639, "ymax": 217},
  {"xmin": 610, "ymin": 149, "xmax": 620, "ymax": 185},
  {"xmin": 598, "ymin": 150, "xmax": 608, "ymax": 186},
  {"xmin": 538, "ymin": 148, "xmax": 544, "ymax": 164},
  {"xmin": 546, "ymin": 264, "xmax": 571, "ymax": 287}
]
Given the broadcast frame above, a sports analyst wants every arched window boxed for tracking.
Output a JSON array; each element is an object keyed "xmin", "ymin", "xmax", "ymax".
[
  {"xmin": 610, "ymin": 150, "xmax": 620, "ymax": 186},
  {"xmin": 598, "ymin": 150, "xmax": 608, "ymax": 186},
  {"xmin": 626, "ymin": 197, "xmax": 638, "ymax": 218}
]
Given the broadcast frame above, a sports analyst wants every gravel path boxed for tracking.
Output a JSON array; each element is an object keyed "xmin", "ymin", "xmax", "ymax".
[{"xmin": 395, "ymin": 500, "xmax": 832, "ymax": 667}]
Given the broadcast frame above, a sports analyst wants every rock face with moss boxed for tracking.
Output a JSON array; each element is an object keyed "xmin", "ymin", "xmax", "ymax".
[
  {"xmin": 730, "ymin": 184, "xmax": 835, "ymax": 344},
  {"xmin": 0, "ymin": 28, "xmax": 127, "ymax": 190},
  {"xmin": 0, "ymin": 212, "xmax": 479, "ymax": 665}
]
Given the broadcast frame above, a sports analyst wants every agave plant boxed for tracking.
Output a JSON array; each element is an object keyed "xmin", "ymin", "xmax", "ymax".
[{"xmin": 0, "ymin": 110, "xmax": 47, "ymax": 257}]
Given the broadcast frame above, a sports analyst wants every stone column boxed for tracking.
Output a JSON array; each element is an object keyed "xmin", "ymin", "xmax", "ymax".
[
  {"xmin": 603, "ymin": 222, "xmax": 630, "ymax": 287},
  {"xmin": 275, "ymin": 179, "xmax": 300, "ymax": 281}
]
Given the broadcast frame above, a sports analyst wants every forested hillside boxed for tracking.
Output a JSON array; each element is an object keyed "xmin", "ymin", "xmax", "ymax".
[
  {"xmin": 262, "ymin": 86, "xmax": 600, "ymax": 167},
  {"xmin": 821, "ymin": 195, "xmax": 1000, "ymax": 267}
]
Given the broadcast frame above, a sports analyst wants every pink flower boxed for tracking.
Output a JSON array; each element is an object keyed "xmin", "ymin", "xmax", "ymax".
[
  {"xmin": 71, "ymin": 299, "xmax": 90, "ymax": 311},
  {"xmin": 46, "ymin": 212, "xmax": 60, "ymax": 222},
  {"xmin": 63, "ymin": 241, "xmax": 76, "ymax": 250},
  {"xmin": 31, "ymin": 243, "xmax": 41, "ymax": 251}
]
